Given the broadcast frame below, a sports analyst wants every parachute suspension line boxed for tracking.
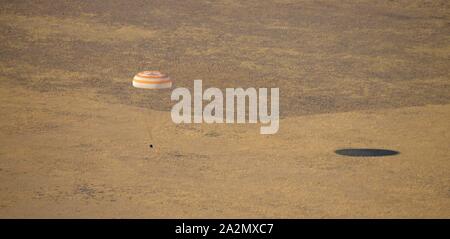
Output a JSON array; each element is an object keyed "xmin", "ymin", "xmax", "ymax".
[
  {"xmin": 131, "ymin": 88, "xmax": 154, "ymax": 151},
  {"xmin": 132, "ymin": 70, "xmax": 173, "ymax": 158},
  {"xmin": 143, "ymin": 101, "xmax": 155, "ymax": 150}
]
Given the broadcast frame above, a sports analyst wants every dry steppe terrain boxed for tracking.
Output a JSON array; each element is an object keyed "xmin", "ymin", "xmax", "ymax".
[{"xmin": 0, "ymin": 0, "xmax": 449, "ymax": 218}]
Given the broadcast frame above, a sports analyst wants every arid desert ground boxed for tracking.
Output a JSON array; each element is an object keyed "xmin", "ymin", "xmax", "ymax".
[{"xmin": 0, "ymin": 0, "xmax": 449, "ymax": 218}]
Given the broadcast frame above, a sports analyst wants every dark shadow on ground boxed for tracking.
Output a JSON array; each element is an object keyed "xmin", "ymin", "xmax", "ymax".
[{"xmin": 335, "ymin": 148, "xmax": 399, "ymax": 157}]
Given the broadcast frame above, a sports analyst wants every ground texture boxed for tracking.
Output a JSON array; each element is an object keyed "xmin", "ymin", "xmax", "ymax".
[{"xmin": 0, "ymin": 0, "xmax": 449, "ymax": 218}]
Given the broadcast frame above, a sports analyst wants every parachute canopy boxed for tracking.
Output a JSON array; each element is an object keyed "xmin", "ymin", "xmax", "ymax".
[{"xmin": 132, "ymin": 71, "xmax": 172, "ymax": 89}]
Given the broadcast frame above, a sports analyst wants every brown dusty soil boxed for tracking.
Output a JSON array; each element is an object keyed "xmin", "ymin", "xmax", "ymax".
[{"xmin": 0, "ymin": 0, "xmax": 449, "ymax": 218}]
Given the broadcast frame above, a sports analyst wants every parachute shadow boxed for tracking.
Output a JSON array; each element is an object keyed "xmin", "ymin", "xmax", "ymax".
[{"xmin": 335, "ymin": 148, "xmax": 399, "ymax": 157}]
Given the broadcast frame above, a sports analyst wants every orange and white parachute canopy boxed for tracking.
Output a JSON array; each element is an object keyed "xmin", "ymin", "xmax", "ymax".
[{"xmin": 132, "ymin": 71, "xmax": 172, "ymax": 89}]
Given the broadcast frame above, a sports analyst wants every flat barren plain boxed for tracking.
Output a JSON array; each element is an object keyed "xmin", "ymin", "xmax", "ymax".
[{"xmin": 0, "ymin": 0, "xmax": 449, "ymax": 218}]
